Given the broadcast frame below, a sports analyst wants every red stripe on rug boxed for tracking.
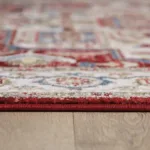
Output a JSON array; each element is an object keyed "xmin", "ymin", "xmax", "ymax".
[{"xmin": 0, "ymin": 104, "xmax": 150, "ymax": 111}]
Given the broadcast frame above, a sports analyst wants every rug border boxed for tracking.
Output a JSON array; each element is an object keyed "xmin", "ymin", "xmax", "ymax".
[{"xmin": 0, "ymin": 104, "xmax": 150, "ymax": 111}]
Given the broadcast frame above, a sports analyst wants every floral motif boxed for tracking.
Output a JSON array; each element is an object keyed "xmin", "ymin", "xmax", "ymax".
[
  {"xmin": 136, "ymin": 78, "xmax": 150, "ymax": 86},
  {"xmin": 35, "ymin": 73, "xmax": 113, "ymax": 90},
  {"xmin": 0, "ymin": 78, "xmax": 11, "ymax": 86}
]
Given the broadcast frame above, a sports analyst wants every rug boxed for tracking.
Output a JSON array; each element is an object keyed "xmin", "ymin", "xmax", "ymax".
[{"xmin": 0, "ymin": 0, "xmax": 150, "ymax": 111}]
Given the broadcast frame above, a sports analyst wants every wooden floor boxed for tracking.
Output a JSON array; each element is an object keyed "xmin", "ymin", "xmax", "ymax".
[{"xmin": 0, "ymin": 112, "xmax": 150, "ymax": 150}]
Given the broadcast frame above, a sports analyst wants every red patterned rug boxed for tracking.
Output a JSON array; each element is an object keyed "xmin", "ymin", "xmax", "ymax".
[{"xmin": 0, "ymin": 1, "xmax": 150, "ymax": 111}]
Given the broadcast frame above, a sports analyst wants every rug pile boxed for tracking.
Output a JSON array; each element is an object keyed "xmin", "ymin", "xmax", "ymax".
[{"xmin": 0, "ymin": 0, "xmax": 150, "ymax": 111}]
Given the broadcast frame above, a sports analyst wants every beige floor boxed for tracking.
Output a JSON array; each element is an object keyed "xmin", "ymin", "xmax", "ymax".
[{"xmin": 0, "ymin": 112, "xmax": 149, "ymax": 150}]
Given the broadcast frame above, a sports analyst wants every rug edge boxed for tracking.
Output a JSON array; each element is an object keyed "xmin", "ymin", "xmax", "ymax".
[{"xmin": 0, "ymin": 104, "xmax": 150, "ymax": 111}]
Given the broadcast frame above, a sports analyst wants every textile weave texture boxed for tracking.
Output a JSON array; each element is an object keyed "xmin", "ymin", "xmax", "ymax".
[{"xmin": 0, "ymin": 0, "xmax": 150, "ymax": 111}]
